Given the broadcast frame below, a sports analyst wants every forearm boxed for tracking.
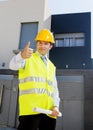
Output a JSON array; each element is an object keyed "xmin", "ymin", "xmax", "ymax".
[{"xmin": 9, "ymin": 52, "xmax": 25, "ymax": 70}]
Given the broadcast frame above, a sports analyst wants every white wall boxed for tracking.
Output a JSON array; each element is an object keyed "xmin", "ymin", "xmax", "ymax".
[{"xmin": 0, "ymin": 0, "xmax": 51, "ymax": 69}]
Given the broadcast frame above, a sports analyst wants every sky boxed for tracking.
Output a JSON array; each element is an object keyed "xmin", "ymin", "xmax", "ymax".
[{"xmin": 48, "ymin": 0, "xmax": 93, "ymax": 14}]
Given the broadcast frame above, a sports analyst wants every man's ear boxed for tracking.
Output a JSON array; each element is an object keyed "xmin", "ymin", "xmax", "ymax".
[{"xmin": 49, "ymin": 44, "xmax": 53, "ymax": 50}]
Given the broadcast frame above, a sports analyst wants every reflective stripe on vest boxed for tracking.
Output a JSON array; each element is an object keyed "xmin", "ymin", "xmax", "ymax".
[
  {"xmin": 19, "ymin": 88, "xmax": 53, "ymax": 98},
  {"xmin": 19, "ymin": 76, "xmax": 53, "ymax": 86}
]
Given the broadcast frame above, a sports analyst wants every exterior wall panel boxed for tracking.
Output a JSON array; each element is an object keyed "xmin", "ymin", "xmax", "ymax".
[{"xmin": 50, "ymin": 12, "xmax": 91, "ymax": 69}]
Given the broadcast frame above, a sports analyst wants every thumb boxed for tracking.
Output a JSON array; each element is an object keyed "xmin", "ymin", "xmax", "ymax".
[{"xmin": 25, "ymin": 41, "xmax": 30, "ymax": 49}]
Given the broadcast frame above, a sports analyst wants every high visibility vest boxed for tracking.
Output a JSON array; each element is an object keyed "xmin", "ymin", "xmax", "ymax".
[{"xmin": 18, "ymin": 52, "xmax": 56, "ymax": 117}]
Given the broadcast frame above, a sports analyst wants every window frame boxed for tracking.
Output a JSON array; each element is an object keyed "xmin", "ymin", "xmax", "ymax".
[{"xmin": 55, "ymin": 33, "xmax": 85, "ymax": 47}]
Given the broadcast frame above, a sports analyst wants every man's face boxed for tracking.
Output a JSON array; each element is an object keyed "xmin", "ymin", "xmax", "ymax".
[{"xmin": 36, "ymin": 41, "xmax": 53, "ymax": 55}]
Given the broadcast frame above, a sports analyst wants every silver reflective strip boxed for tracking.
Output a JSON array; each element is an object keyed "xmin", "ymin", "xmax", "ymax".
[
  {"xmin": 19, "ymin": 88, "xmax": 53, "ymax": 98},
  {"xmin": 19, "ymin": 77, "xmax": 46, "ymax": 83},
  {"xmin": 47, "ymin": 80, "xmax": 53, "ymax": 86},
  {"xmin": 19, "ymin": 77, "xmax": 53, "ymax": 86}
]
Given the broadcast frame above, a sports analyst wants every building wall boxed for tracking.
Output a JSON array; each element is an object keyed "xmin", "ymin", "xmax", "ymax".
[
  {"xmin": 48, "ymin": 0, "xmax": 93, "ymax": 58},
  {"xmin": 57, "ymin": 69, "xmax": 93, "ymax": 130},
  {"xmin": 0, "ymin": 0, "xmax": 51, "ymax": 69},
  {"xmin": 50, "ymin": 12, "xmax": 92, "ymax": 69}
]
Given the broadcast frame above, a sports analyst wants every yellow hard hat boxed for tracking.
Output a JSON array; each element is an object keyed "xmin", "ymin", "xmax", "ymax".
[{"xmin": 35, "ymin": 29, "xmax": 55, "ymax": 44}]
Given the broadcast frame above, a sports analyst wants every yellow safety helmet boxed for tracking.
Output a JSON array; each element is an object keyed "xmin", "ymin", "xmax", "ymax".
[{"xmin": 35, "ymin": 29, "xmax": 55, "ymax": 44}]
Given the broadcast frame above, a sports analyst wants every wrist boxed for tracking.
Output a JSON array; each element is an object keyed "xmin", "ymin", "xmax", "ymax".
[{"xmin": 53, "ymin": 106, "xmax": 59, "ymax": 111}]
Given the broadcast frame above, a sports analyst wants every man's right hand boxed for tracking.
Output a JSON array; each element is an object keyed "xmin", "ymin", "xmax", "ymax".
[{"xmin": 21, "ymin": 41, "xmax": 33, "ymax": 59}]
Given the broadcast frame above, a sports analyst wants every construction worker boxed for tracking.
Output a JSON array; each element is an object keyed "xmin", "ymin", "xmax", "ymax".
[{"xmin": 9, "ymin": 29, "xmax": 60, "ymax": 130}]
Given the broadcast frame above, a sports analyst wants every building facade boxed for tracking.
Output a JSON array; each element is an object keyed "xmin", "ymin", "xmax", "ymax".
[
  {"xmin": 50, "ymin": 12, "xmax": 92, "ymax": 69},
  {"xmin": 0, "ymin": 0, "xmax": 93, "ymax": 130},
  {"xmin": 0, "ymin": 0, "xmax": 51, "ymax": 69}
]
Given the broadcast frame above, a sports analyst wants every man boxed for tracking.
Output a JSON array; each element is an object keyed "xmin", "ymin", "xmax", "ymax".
[{"xmin": 9, "ymin": 29, "xmax": 60, "ymax": 130}]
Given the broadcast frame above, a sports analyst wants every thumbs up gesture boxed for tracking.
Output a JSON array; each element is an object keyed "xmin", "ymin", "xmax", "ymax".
[{"xmin": 21, "ymin": 41, "xmax": 33, "ymax": 59}]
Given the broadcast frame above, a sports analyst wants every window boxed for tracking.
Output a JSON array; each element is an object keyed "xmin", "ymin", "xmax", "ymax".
[
  {"xmin": 19, "ymin": 22, "xmax": 38, "ymax": 49},
  {"xmin": 55, "ymin": 33, "xmax": 85, "ymax": 47},
  {"xmin": 56, "ymin": 39, "xmax": 64, "ymax": 47}
]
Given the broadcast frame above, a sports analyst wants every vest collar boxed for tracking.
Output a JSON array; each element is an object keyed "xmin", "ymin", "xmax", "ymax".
[{"xmin": 36, "ymin": 51, "xmax": 48, "ymax": 60}]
